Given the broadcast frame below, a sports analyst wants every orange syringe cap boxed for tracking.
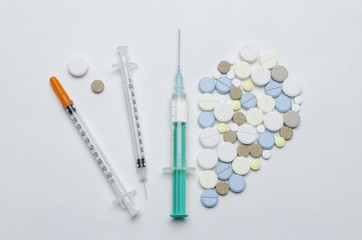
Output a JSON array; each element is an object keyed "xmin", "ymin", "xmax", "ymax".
[{"xmin": 49, "ymin": 77, "xmax": 73, "ymax": 108}]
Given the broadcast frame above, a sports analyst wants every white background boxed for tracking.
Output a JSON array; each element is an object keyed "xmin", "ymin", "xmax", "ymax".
[{"xmin": 0, "ymin": 0, "xmax": 361, "ymax": 239}]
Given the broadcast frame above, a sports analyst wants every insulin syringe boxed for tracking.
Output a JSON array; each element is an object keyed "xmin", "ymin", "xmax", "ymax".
[
  {"xmin": 50, "ymin": 77, "xmax": 139, "ymax": 217},
  {"xmin": 113, "ymin": 46, "xmax": 147, "ymax": 198}
]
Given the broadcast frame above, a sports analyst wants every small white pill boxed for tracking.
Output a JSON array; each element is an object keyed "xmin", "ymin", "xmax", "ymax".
[
  {"xmin": 263, "ymin": 111, "xmax": 284, "ymax": 132},
  {"xmin": 234, "ymin": 61, "xmax": 251, "ymax": 79},
  {"xmin": 239, "ymin": 43, "xmax": 260, "ymax": 62},
  {"xmin": 246, "ymin": 108, "xmax": 264, "ymax": 126},
  {"xmin": 282, "ymin": 77, "xmax": 302, "ymax": 97},
  {"xmin": 232, "ymin": 79, "xmax": 241, "ymax": 87},
  {"xmin": 237, "ymin": 124, "xmax": 258, "ymax": 144},
  {"xmin": 257, "ymin": 124, "xmax": 265, "ymax": 133},
  {"xmin": 262, "ymin": 150, "xmax": 271, "ymax": 159},
  {"xmin": 230, "ymin": 123, "xmax": 239, "ymax": 132},
  {"xmin": 292, "ymin": 103, "xmax": 300, "ymax": 112},
  {"xmin": 198, "ymin": 94, "xmax": 217, "ymax": 111},
  {"xmin": 67, "ymin": 57, "xmax": 89, "ymax": 78},
  {"xmin": 199, "ymin": 170, "xmax": 218, "ymax": 189},
  {"xmin": 198, "ymin": 149, "xmax": 218, "ymax": 169},
  {"xmin": 217, "ymin": 142, "xmax": 237, "ymax": 162},
  {"xmin": 251, "ymin": 66, "xmax": 271, "ymax": 87},
  {"xmin": 257, "ymin": 95, "xmax": 275, "ymax": 113},
  {"xmin": 214, "ymin": 103, "xmax": 234, "ymax": 122},
  {"xmin": 294, "ymin": 96, "xmax": 303, "ymax": 105},
  {"xmin": 259, "ymin": 52, "xmax": 278, "ymax": 69},
  {"xmin": 227, "ymin": 69, "xmax": 235, "ymax": 79},
  {"xmin": 232, "ymin": 157, "xmax": 250, "ymax": 175},
  {"xmin": 199, "ymin": 128, "xmax": 220, "ymax": 148},
  {"xmin": 212, "ymin": 70, "xmax": 221, "ymax": 79},
  {"xmin": 227, "ymin": 55, "xmax": 236, "ymax": 65}
]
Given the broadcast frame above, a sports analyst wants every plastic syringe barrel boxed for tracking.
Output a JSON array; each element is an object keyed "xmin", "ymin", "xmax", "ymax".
[
  {"xmin": 50, "ymin": 77, "xmax": 139, "ymax": 217},
  {"xmin": 113, "ymin": 46, "xmax": 147, "ymax": 182}
]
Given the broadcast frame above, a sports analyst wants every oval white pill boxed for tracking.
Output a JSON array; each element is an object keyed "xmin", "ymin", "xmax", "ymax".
[
  {"xmin": 257, "ymin": 124, "xmax": 265, "ymax": 133},
  {"xmin": 282, "ymin": 78, "xmax": 302, "ymax": 97},
  {"xmin": 232, "ymin": 157, "xmax": 250, "ymax": 175},
  {"xmin": 227, "ymin": 70, "xmax": 235, "ymax": 79},
  {"xmin": 230, "ymin": 123, "xmax": 239, "ymax": 132},
  {"xmin": 199, "ymin": 170, "xmax": 218, "ymax": 189},
  {"xmin": 237, "ymin": 124, "xmax": 258, "ymax": 144},
  {"xmin": 292, "ymin": 103, "xmax": 300, "ymax": 112},
  {"xmin": 263, "ymin": 111, "xmax": 284, "ymax": 132},
  {"xmin": 198, "ymin": 93, "xmax": 217, "ymax": 111},
  {"xmin": 251, "ymin": 66, "xmax": 271, "ymax": 87},
  {"xmin": 67, "ymin": 57, "xmax": 89, "ymax": 78},
  {"xmin": 217, "ymin": 95, "xmax": 226, "ymax": 103},
  {"xmin": 259, "ymin": 52, "xmax": 278, "ymax": 69},
  {"xmin": 198, "ymin": 149, "xmax": 218, "ymax": 169},
  {"xmin": 199, "ymin": 128, "xmax": 220, "ymax": 148},
  {"xmin": 262, "ymin": 150, "xmax": 271, "ymax": 159},
  {"xmin": 232, "ymin": 79, "xmax": 241, "ymax": 87},
  {"xmin": 227, "ymin": 55, "xmax": 236, "ymax": 65},
  {"xmin": 217, "ymin": 142, "xmax": 237, "ymax": 162},
  {"xmin": 212, "ymin": 70, "xmax": 221, "ymax": 79},
  {"xmin": 257, "ymin": 95, "xmax": 275, "ymax": 113},
  {"xmin": 214, "ymin": 103, "xmax": 234, "ymax": 122},
  {"xmin": 234, "ymin": 61, "xmax": 251, "ymax": 79},
  {"xmin": 294, "ymin": 96, "xmax": 303, "ymax": 105},
  {"xmin": 246, "ymin": 108, "xmax": 264, "ymax": 126},
  {"xmin": 239, "ymin": 43, "xmax": 260, "ymax": 62}
]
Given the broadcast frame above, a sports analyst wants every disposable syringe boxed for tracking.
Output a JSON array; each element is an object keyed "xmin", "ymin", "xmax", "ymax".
[
  {"xmin": 163, "ymin": 30, "xmax": 195, "ymax": 218},
  {"xmin": 113, "ymin": 46, "xmax": 147, "ymax": 198},
  {"xmin": 50, "ymin": 77, "xmax": 139, "ymax": 217}
]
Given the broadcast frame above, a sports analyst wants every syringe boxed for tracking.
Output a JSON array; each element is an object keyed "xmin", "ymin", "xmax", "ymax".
[
  {"xmin": 113, "ymin": 46, "xmax": 147, "ymax": 198},
  {"xmin": 50, "ymin": 77, "xmax": 139, "ymax": 217},
  {"xmin": 163, "ymin": 30, "xmax": 195, "ymax": 218}
]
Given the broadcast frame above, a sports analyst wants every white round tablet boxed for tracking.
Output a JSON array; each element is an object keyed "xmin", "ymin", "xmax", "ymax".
[
  {"xmin": 262, "ymin": 150, "xmax": 271, "ymax": 159},
  {"xmin": 237, "ymin": 124, "xmax": 258, "ymax": 144},
  {"xmin": 232, "ymin": 79, "xmax": 241, "ymax": 87},
  {"xmin": 232, "ymin": 157, "xmax": 250, "ymax": 175},
  {"xmin": 199, "ymin": 128, "xmax": 220, "ymax": 148},
  {"xmin": 259, "ymin": 52, "xmax": 278, "ymax": 69},
  {"xmin": 256, "ymin": 124, "xmax": 265, "ymax": 133},
  {"xmin": 198, "ymin": 93, "xmax": 217, "ymax": 111},
  {"xmin": 246, "ymin": 108, "xmax": 264, "ymax": 126},
  {"xmin": 251, "ymin": 66, "xmax": 271, "ymax": 87},
  {"xmin": 214, "ymin": 103, "xmax": 234, "ymax": 122},
  {"xmin": 282, "ymin": 78, "xmax": 302, "ymax": 97},
  {"xmin": 227, "ymin": 69, "xmax": 235, "ymax": 79},
  {"xmin": 227, "ymin": 55, "xmax": 236, "ymax": 65},
  {"xmin": 197, "ymin": 149, "xmax": 218, "ymax": 170},
  {"xmin": 230, "ymin": 123, "xmax": 239, "ymax": 132},
  {"xmin": 292, "ymin": 103, "xmax": 300, "ymax": 112},
  {"xmin": 67, "ymin": 57, "xmax": 89, "ymax": 78},
  {"xmin": 263, "ymin": 111, "xmax": 284, "ymax": 132},
  {"xmin": 258, "ymin": 95, "xmax": 275, "ymax": 113},
  {"xmin": 212, "ymin": 70, "xmax": 221, "ymax": 79},
  {"xmin": 234, "ymin": 61, "xmax": 251, "ymax": 79},
  {"xmin": 294, "ymin": 96, "xmax": 303, "ymax": 105},
  {"xmin": 217, "ymin": 95, "xmax": 226, "ymax": 103},
  {"xmin": 239, "ymin": 43, "xmax": 260, "ymax": 62},
  {"xmin": 217, "ymin": 142, "xmax": 237, "ymax": 162},
  {"xmin": 199, "ymin": 170, "xmax": 218, "ymax": 189}
]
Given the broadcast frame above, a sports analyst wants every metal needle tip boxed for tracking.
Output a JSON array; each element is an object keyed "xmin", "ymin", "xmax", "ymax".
[
  {"xmin": 178, "ymin": 29, "xmax": 181, "ymax": 68},
  {"xmin": 143, "ymin": 182, "xmax": 148, "ymax": 199}
]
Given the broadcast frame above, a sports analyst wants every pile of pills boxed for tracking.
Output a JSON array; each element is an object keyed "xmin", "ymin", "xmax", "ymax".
[{"xmin": 197, "ymin": 43, "xmax": 302, "ymax": 208}]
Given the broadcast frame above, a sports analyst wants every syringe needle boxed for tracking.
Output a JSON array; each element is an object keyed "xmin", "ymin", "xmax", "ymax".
[
  {"xmin": 143, "ymin": 182, "xmax": 148, "ymax": 199},
  {"xmin": 178, "ymin": 29, "xmax": 180, "ymax": 68}
]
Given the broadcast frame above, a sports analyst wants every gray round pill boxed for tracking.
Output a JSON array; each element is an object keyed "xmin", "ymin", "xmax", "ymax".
[
  {"xmin": 223, "ymin": 130, "xmax": 237, "ymax": 143},
  {"xmin": 280, "ymin": 126, "xmax": 293, "ymax": 140},
  {"xmin": 249, "ymin": 144, "xmax": 263, "ymax": 158},
  {"xmin": 217, "ymin": 61, "xmax": 231, "ymax": 74},
  {"xmin": 230, "ymin": 87, "xmax": 243, "ymax": 100},
  {"xmin": 283, "ymin": 110, "xmax": 300, "ymax": 128},
  {"xmin": 232, "ymin": 112, "xmax": 246, "ymax": 125},
  {"xmin": 91, "ymin": 80, "xmax": 104, "ymax": 93},
  {"xmin": 271, "ymin": 65, "xmax": 288, "ymax": 82},
  {"xmin": 215, "ymin": 181, "xmax": 229, "ymax": 196}
]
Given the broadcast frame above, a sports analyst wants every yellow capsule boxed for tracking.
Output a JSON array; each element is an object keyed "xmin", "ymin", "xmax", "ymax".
[
  {"xmin": 231, "ymin": 100, "xmax": 241, "ymax": 111},
  {"xmin": 242, "ymin": 80, "xmax": 253, "ymax": 92},
  {"xmin": 217, "ymin": 123, "xmax": 228, "ymax": 133},
  {"xmin": 275, "ymin": 137, "xmax": 286, "ymax": 148}
]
